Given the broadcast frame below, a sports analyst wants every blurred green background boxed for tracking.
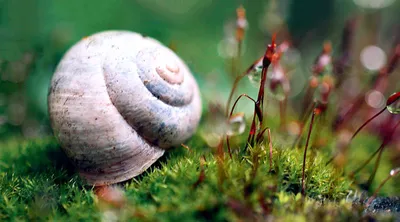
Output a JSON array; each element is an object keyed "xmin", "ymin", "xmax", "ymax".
[{"xmin": 0, "ymin": 0, "xmax": 399, "ymax": 139}]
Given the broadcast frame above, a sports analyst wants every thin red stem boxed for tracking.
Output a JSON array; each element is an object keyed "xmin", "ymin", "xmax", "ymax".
[
  {"xmin": 243, "ymin": 112, "xmax": 257, "ymax": 153},
  {"xmin": 334, "ymin": 45, "xmax": 400, "ymax": 131},
  {"xmin": 348, "ymin": 142, "xmax": 385, "ymax": 178},
  {"xmin": 349, "ymin": 119, "xmax": 400, "ymax": 180},
  {"xmin": 292, "ymin": 102, "xmax": 315, "ymax": 149},
  {"xmin": 366, "ymin": 175, "xmax": 391, "ymax": 206},
  {"xmin": 366, "ymin": 144, "xmax": 385, "ymax": 189},
  {"xmin": 327, "ymin": 107, "xmax": 387, "ymax": 166},
  {"xmin": 229, "ymin": 94, "xmax": 256, "ymax": 117},
  {"xmin": 227, "ymin": 94, "xmax": 258, "ymax": 158},
  {"xmin": 366, "ymin": 119, "xmax": 400, "ymax": 189},
  {"xmin": 256, "ymin": 37, "xmax": 275, "ymax": 120},
  {"xmin": 351, "ymin": 107, "xmax": 386, "ymax": 140},
  {"xmin": 256, "ymin": 127, "xmax": 268, "ymax": 144},
  {"xmin": 234, "ymin": 37, "xmax": 275, "ymax": 153},
  {"xmin": 225, "ymin": 56, "xmax": 263, "ymax": 116},
  {"xmin": 301, "ymin": 107, "xmax": 318, "ymax": 196},
  {"xmin": 216, "ymin": 135, "xmax": 224, "ymax": 159},
  {"xmin": 366, "ymin": 168, "xmax": 400, "ymax": 206},
  {"xmin": 300, "ymin": 85, "xmax": 316, "ymax": 120},
  {"xmin": 226, "ymin": 74, "xmax": 247, "ymax": 116}
]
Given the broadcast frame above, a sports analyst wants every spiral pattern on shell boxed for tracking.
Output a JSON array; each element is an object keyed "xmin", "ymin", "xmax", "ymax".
[{"xmin": 48, "ymin": 31, "xmax": 202, "ymax": 185}]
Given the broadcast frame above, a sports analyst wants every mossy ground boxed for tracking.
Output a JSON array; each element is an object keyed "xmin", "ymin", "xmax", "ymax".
[{"xmin": 0, "ymin": 118, "xmax": 399, "ymax": 222}]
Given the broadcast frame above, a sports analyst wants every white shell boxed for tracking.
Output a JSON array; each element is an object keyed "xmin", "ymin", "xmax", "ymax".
[{"xmin": 48, "ymin": 31, "xmax": 202, "ymax": 185}]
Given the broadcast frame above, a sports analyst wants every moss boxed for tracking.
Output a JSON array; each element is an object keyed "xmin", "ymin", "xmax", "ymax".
[{"xmin": 0, "ymin": 129, "xmax": 398, "ymax": 221}]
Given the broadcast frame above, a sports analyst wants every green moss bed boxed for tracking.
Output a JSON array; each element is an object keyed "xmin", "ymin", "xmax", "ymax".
[{"xmin": 0, "ymin": 125, "xmax": 399, "ymax": 221}]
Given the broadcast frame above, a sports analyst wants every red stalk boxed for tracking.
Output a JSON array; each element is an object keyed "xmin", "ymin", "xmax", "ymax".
[
  {"xmin": 227, "ymin": 94, "xmax": 259, "ymax": 158},
  {"xmin": 301, "ymin": 106, "xmax": 319, "ymax": 196}
]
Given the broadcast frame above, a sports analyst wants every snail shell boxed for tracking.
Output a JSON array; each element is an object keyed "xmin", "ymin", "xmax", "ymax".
[{"xmin": 48, "ymin": 31, "xmax": 202, "ymax": 185}]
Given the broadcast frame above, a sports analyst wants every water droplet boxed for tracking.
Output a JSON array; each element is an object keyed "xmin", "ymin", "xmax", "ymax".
[
  {"xmin": 200, "ymin": 103, "xmax": 229, "ymax": 147},
  {"xmin": 226, "ymin": 113, "xmax": 245, "ymax": 136},
  {"xmin": 268, "ymin": 79, "xmax": 287, "ymax": 101},
  {"xmin": 287, "ymin": 69, "xmax": 306, "ymax": 99},
  {"xmin": 387, "ymin": 93, "xmax": 400, "ymax": 114},
  {"xmin": 248, "ymin": 65, "xmax": 263, "ymax": 87},
  {"xmin": 267, "ymin": 67, "xmax": 289, "ymax": 101},
  {"xmin": 390, "ymin": 168, "xmax": 400, "ymax": 177}
]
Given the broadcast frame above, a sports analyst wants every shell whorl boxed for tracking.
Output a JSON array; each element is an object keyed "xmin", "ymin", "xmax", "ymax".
[{"xmin": 48, "ymin": 31, "xmax": 202, "ymax": 185}]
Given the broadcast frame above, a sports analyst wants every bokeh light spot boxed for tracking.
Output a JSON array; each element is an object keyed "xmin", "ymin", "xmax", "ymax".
[
  {"xmin": 365, "ymin": 90, "xmax": 385, "ymax": 109},
  {"xmin": 353, "ymin": 0, "xmax": 395, "ymax": 9},
  {"xmin": 360, "ymin": 45, "xmax": 386, "ymax": 71}
]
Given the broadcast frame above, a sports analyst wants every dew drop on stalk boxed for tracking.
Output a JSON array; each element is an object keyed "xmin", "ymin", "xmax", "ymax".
[
  {"xmin": 248, "ymin": 65, "xmax": 263, "ymax": 87},
  {"xmin": 287, "ymin": 69, "xmax": 306, "ymax": 99},
  {"xmin": 226, "ymin": 112, "xmax": 245, "ymax": 136},
  {"xmin": 386, "ymin": 92, "xmax": 400, "ymax": 114},
  {"xmin": 200, "ymin": 104, "xmax": 229, "ymax": 147},
  {"xmin": 390, "ymin": 167, "xmax": 400, "ymax": 177},
  {"xmin": 268, "ymin": 79, "xmax": 286, "ymax": 101},
  {"xmin": 267, "ymin": 67, "xmax": 288, "ymax": 101}
]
